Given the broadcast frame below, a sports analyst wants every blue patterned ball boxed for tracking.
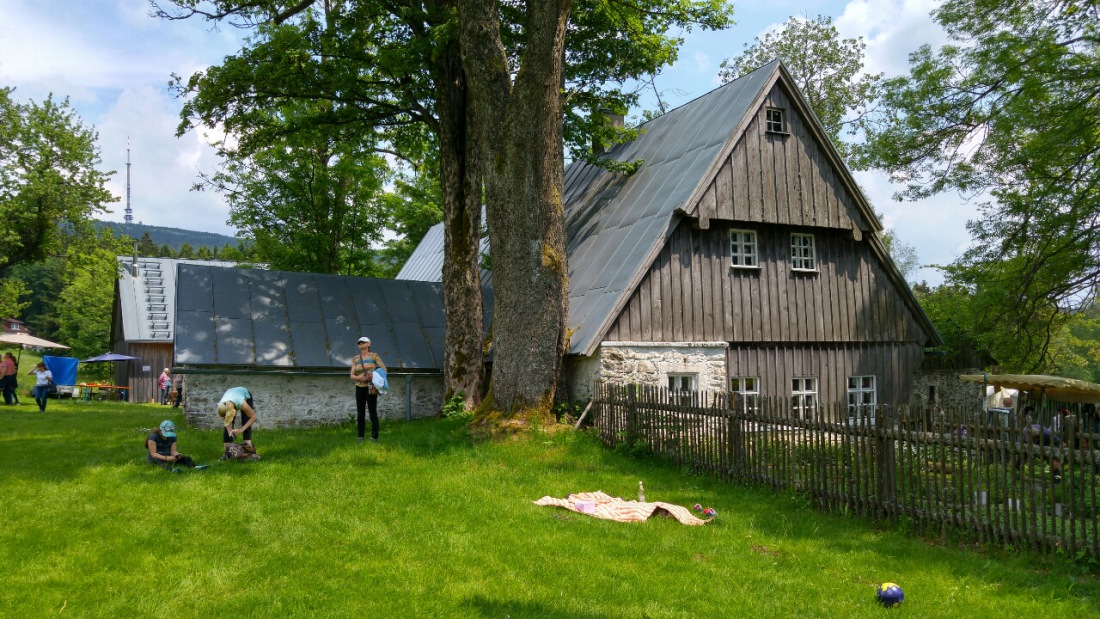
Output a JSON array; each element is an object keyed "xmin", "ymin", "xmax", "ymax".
[{"xmin": 876, "ymin": 583, "xmax": 904, "ymax": 607}]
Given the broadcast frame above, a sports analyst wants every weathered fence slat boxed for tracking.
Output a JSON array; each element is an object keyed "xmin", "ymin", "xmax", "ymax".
[{"xmin": 591, "ymin": 389, "xmax": 1100, "ymax": 560}]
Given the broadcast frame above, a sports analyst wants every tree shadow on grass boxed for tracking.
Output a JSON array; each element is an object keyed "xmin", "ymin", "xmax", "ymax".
[{"xmin": 464, "ymin": 594, "xmax": 615, "ymax": 619}]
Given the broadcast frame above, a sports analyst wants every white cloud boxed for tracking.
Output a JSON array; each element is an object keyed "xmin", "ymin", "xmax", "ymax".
[
  {"xmin": 1, "ymin": 0, "xmax": 241, "ymax": 236},
  {"xmin": 836, "ymin": 0, "xmax": 949, "ymax": 77},
  {"xmin": 95, "ymin": 85, "xmax": 233, "ymax": 234}
]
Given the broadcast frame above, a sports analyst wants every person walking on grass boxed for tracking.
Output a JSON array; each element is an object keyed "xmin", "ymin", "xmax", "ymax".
[
  {"xmin": 217, "ymin": 386, "xmax": 259, "ymax": 460},
  {"xmin": 27, "ymin": 362, "xmax": 52, "ymax": 413},
  {"xmin": 146, "ymin": 420, "xmax": 195, "ymax": 469},
  {"xmin": 349, "ymin": 336, "xmax": 386, "ymax": 443}
]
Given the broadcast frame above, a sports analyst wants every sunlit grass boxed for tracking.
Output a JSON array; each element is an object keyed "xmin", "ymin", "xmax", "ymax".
[{"xmin": 0, "ymin": 399, "xmax": 1097, "ymax": 617}]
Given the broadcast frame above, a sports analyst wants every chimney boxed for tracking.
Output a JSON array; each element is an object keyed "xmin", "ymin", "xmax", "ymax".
[{"xmin": 593, "ymin": 108, "xmax": 625, "ymax": 155}]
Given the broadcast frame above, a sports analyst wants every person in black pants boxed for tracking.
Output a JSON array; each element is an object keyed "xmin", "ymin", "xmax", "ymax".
[
  {"xmin": 349, "ymin": 336, "xmax": 386, "ymax": 442},
  {"xmin": 217, "ymin": 387, "xmax": 259, "ymax": 460}
]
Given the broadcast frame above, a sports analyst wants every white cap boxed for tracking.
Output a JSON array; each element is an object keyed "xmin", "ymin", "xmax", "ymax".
[{"xmin": 357, "ymin": 337, "xmax": 370, "ymax": 344}]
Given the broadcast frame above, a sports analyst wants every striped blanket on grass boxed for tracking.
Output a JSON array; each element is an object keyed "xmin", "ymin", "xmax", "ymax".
[{"xmin": 533, "ymin": 491, "xmax": 711, "ymax": 526}]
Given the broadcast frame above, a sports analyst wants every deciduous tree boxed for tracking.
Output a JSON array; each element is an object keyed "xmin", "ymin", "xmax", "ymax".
[
  {"xmin": 0, "ymin": 88, "xmax": 115, "ymax": 272},
  {"xmin": 54, "ymin": 229, "xmax": 130, "ymax": 359},
  {"xmin": 859, "ymin": 0, "xmax": 1100, "ymax": 371},
  {"xmin": 156, "ymin": 0, "xmax": 732, "ymax": 418}
]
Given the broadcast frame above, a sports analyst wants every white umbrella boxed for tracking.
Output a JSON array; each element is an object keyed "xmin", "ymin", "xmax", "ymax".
[
  {"xmin": 0, "ymin": 332, "xmax": 70, "ymax": 365},
  {"xmin": 0, "ymin": 332, "xmax": 69, "ymax": 349}
]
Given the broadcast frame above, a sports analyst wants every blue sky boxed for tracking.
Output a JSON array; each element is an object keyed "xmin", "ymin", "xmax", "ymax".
[{"xmin": 1, "ymin": 0, "xmax": 964, "ymax": 285}]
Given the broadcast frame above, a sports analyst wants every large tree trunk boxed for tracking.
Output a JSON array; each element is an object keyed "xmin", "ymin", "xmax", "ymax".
[
  {"xmin": 459, "ymin": 0, "xmax": 572, "ymax": 419},
  {"xmin": 429, "ymin": 1, "xmax": 486, "ymax": 409}
]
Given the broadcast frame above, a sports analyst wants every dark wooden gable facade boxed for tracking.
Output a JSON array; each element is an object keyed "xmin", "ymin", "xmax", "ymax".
[{"xmin": 601, "ymin": 69, "xmax": 938, "ymax": 408}]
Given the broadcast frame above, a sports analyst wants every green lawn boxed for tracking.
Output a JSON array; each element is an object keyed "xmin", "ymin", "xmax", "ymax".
[{"xmin": 1, "ymin": 398, "xmax": 1098, "ymax": 617}]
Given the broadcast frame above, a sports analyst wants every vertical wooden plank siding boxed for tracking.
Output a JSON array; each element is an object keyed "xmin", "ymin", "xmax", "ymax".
[{"xmin": 606, "ymin": 223, "xmax": 927, "ymax": 345}]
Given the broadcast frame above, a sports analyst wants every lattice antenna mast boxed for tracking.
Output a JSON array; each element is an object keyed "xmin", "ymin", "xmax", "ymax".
[{"xmin": 124, "ymin": 140, "xmax": 133, "ymax": 225}]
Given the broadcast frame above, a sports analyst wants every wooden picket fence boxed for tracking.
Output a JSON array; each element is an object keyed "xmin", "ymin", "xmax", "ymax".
[{"xmin": 592, "ymin": 383, "xmax": 1100, "ymax": 559}]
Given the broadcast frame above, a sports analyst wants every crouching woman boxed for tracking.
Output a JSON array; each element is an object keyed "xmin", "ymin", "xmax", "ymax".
[{"xmin": 217, "ymin": 386, "xmax": 260, "ymax": 460}]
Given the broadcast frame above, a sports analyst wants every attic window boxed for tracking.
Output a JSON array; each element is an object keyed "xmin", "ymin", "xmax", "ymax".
[{"xmin": 765, "ymin": 108, "xmax": 787, "ymax": 134}]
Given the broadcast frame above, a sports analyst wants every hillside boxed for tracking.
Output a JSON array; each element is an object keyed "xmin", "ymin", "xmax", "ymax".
[{"xmin": 95, "ymin": 221, "xmax": 241, "ymax": 252}]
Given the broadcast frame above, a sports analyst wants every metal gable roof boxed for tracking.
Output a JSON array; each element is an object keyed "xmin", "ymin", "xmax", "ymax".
[
  {"xmin": 394, "ymin": 61, "xmax": 780, "ymax": 356},
  {"xmin": 174, "ymin": 263, "xmax": 488, "ymax": 370},
  {"xmin": 563, "ymin": 61, "xmax": 777, "ymax": 355}
]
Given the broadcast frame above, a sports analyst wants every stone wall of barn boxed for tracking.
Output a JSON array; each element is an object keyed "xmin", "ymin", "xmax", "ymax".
[
  {"xmin": 178, "ymin": 371, "xmax": 445, "ymax": 430},
  {"xmin": 567, "ymin": 341, "xmax": 729, "ymax": 401}
]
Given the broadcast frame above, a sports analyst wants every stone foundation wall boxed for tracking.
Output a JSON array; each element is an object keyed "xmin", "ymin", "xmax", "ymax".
[
  {"xmin": 568, "ymin": 342, "xmax": 729, "ymax": 400},
  {"xmin": 179, "ymin": 372, "xmax": 445, "ymax": 430},
  {"xmin": 911, "ymin": 368, "xmax": 983, "ymax": 410}
]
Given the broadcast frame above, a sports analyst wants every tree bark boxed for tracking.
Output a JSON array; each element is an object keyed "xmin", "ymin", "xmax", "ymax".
[
  {"xmin": 429, "ymin": 6, "xmax": 487, "ymax": 408},
  {"xmin": 459, "ymin": 0, "xmax": 572, "ymax": 418}
]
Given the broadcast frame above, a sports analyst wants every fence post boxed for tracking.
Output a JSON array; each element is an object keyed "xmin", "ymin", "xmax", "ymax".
[
  {"xmin": 729, "ymin": 393, "xmax": 743, "ymax": 480},
  {"xmin": 626, "ymin": 383, "xmax": 639, "ymax": 447},
  {"xmin": 875, "ymin": 406, "xmax": 897, "ymax": 522}
]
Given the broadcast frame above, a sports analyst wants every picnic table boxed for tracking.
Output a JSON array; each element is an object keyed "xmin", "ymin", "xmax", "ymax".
[{"xmin": 78, "ymin": 383, "xmax": 129, "ymax": 402}]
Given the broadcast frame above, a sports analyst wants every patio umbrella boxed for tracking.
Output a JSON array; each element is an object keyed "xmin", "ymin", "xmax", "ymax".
[
  {"xmin": 80, "ymin": 352, "xmax": 139, "ymax": 363},
  {"xmin": 0, "ymin": 332, "xmax": 70, "ymax": 365},
  {"xmin": 0, "ymin": 332, "xmax": 70, "ymax": 349}
]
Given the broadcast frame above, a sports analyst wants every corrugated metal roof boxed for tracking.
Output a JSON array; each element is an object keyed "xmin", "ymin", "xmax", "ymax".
[
  {"xmin": 174, "ymin": 263, "xmax": 490, "ymax": 369},
  {"xmin": 116, "ymin": 257, "xmax": 238, "ymax": 344},
  {"xmin": 564, "ymin": 62, "xmax": 776, "ymax": 355},
  {"xmin": 395, "ymin": 216, "xmax": 493, "ymax": 287}
]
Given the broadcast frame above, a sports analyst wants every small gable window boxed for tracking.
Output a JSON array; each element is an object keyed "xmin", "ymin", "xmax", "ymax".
[
  {"xmin": 765, "ymin": 108, "xmax": 787, "ymax": 134},
  {"xmin": 790, "ymin": 233, "xmax": 817, "ymax": 271},
  {"xmin": 730, "ymin": 229, "xmax": 758, "ymax": 268}
]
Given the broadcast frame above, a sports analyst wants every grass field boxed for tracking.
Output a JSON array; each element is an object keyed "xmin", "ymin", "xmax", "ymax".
[{"xmin": 1, "ymin": 387, "xmax": 1099, "ymax": 616}]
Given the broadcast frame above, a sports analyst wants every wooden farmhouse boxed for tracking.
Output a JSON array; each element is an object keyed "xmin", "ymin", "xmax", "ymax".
[{"xmin": 400, "ymin": 59, "xmax": 942, "ymax": 420}]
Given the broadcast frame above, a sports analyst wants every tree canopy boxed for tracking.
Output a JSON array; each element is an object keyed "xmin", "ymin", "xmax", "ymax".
[
  {"xmin": 0, "ymin": 88, "xmax": 115, "ymax": 273},
  {"xmin": 156, "ymin": 0, "xmax": 732, "ymax": 416},
  {"xmin": 859, "ymin": 0, "xmax": 1100, "ymax": 371}
]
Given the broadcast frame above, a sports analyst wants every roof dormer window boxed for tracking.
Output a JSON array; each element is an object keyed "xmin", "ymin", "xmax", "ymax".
[{"xmin": 765, "ymin": 108, "xmax": 787, "ymax": 134}]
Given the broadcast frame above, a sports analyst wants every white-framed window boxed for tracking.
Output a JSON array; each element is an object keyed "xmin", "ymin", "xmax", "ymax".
[
  {"xmin": 668, "ymin": 374, "xmax": 695, "ymax": 393},
  {"xmin": 765, "ymin": 108, "xmax": 786, "ymax": 133},
  {"xmin": 791, "ymin": 233, "xmax": 817, "ymax": 271},
  {"xmin": 848, "ymin": 375, "xmax": 877, "ymax": 421},
  {"xmin": 668, "ymin": 373, "xmax": 697, "ymax": 404},
  {"xmin": 791, "ymin": 377, "xmax": 817, "ymax": 419},
  {"xmin": 731, "ymin": 376, "xmax": 760, "ymax": 413},
  {"xmin": 730, "ymin": 229, "xmax": 758, "ymax": 268}
]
